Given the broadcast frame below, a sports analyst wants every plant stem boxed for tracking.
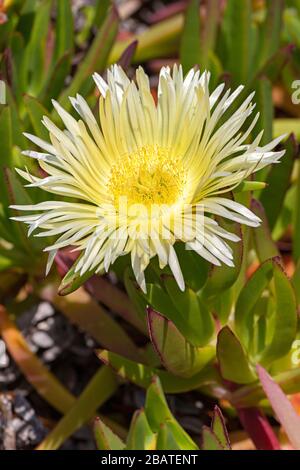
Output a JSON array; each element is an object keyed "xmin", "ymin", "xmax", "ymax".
[{"xmin": 238, "ymin": 407, "xmax": 280, "ymax": 450}]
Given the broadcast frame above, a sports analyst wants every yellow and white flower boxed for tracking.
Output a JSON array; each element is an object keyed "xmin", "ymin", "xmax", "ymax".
[{"xmin": 11, "ymin": 65, "xmax": 284, "ymax": 292}]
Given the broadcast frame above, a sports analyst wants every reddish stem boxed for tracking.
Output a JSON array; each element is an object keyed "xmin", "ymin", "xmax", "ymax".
[
  {"xmin": 238, "ymin": 407, "xmax": 281, "ymax": 450},
  {"xmin": 54, "ymin": 248, "xmax": 78, "ymax": 277}
]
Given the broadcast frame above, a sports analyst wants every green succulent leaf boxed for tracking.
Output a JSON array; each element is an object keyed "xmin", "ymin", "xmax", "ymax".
[
  {"xmin": 234, "ymin": 181, "xmax": 267, "ymax": 193},
  {"xmin": 284, "ymin": 6, "xmax": 300, "ymax": 49},
  {"xmin": 211, "ymin": 406, "xmax": 231, "ymax": 450},
  {"xmin": 9, "ymin": 32, "xmax": 26, "ymax": 100},
  {"xmin": 94, "ymin": 417, "xmax": 125, "ymax": 450},
  {"xmin": 145, "ymin": 377, "xmax": 198, "ymax": 450},
  {"xmin": 39, "ymin": 51, "xmax": 72, "ymax": 108},
  {"xmin": 24, "ymin": 0, "xmax": 53, "ymax": 95},
  {"xmin": 258, "ymin": 0, "xmax": 284, "ymax": 67},
  {"xmin": 180, "ymin": 0, "xmax": 201, "ymax": 74},
  {"xmin": 58, "ymin": 255, "xmax": 96, "ymax": 295},
  {"xmin": 94, "ymin": 0, "xmax": 111, "ymax": 28},
  {"xmin": 145, "ymin": 280, "xmax": 214, "ymax": 348},
  {"xmin": 157, "ymin": 420, "xmax": 198, "ymax": 451},
  {"xmin": 144, "ymin": 376, "xmax": 173, "ymax": 432},
  {"xmin": 223, "ymin": 0, "xmax": 252, "ymax": 86},
  {"xmin": 256, "ymin": 44, "xmax": 294, "ymax": 83},
  {"xmin": 124, "ymin": 268, "xmax": 148, "ymax": 328},
  {"xmin": 201, "ymin": 426, "xmax": 224, "ymax": 450},
  {"xmin": 0, "ymin": 105, "xmax": 12, "ymax": 158},
  {"xmin": 53, "ymin": 0, "xmax": 74, "ymax": 63},
  {"xmin": 0, "ymin": 13, "xmax": 17, "ymax": 50},
  {"xmin": 259, "ymin": 263, "xmax": 297, "ymax": 366},
  {"xmin": 208, "ymin": 288, "xmax": 234, "ymax": 326},
  {"xmin": 126, "ymin": 410, "xmax": 156, "ymax": 450},
  {"xmin": 174, "ymin": 243, "xmax": 209, "ymax": 292},
  {"xmin": 24, "ymin": 94, "xmax": 50, "ymax": 140},
  {"xmin": 163, "ymin": 276, "xmax": 215, "ymax": 347},
  {"xmin": 4, "ymin": 87, "xmax": 26, "ymax": 150},
  {"xmin": 253, "ymin": 77, "xmax": 273, "ymax": 147},
  {"xmin": 217, "ymin": 327, "xmax": 257, "ymax": 384},
  {"xmin": 251, "ymin": 199, "xmax": 280, "ymax": 262},
  {"xmin": 97, "ymin": 349, "xmax": 219, "ymax": 394},
  {"xmin": 235, "ymin": 257, "xmax": 297, "ymax": 365},
  {"xmin": 156, "ymin": 423, "xmax": 182, "ymax": 451},
  {"xmin": 147, "ymin": 308, "xmax": 215, "ymax": 378},
  {"xmin": 201, "ymin": 0, "xmax": 219, "ymax": 69},
  {"xmin": 145, "ymin": 283, "xmax": 174, "ymax": 314},
  {"xmin": 234, "ymin": 259, "xmax": 274, "ymax": 347}
]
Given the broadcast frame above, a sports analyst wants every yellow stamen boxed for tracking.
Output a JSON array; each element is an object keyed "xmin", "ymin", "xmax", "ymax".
[{"xmin": 108, "ymin": 145, "xmax": 186, "ymax": 207}]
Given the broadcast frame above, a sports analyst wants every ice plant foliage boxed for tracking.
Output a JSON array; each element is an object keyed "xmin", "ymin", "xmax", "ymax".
[{"xmin": 11, "ymin": 65, "xmax": 284, "ymax": 292}]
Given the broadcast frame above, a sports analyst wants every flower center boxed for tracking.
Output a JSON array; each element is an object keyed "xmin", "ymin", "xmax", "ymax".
[{"xmin": 108, "ymin": 145, "xmax": 186, "ymax": 207}]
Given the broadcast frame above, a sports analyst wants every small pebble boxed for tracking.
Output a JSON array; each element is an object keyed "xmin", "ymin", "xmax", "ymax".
[
  {"xmin": 0, "ymin": 340, "xmax": 9, "ymax": 369},
  {"xmin": 36, "ymin": 317, "xmax": 55, "ymax": 331},
  {"xmin": 32, "ymin": 302, "xmax": 55, "ymax": 324},
  {"xmin": 0, "ymin": 370, "xmax": 19, "ymax": 384},
  {"xmin": 42, "ymin": 345, "xmax": 61, "ymax": 363},
  {"xmin": 31, "ymin": 331, "xmax": 54, "ymax": 349}
]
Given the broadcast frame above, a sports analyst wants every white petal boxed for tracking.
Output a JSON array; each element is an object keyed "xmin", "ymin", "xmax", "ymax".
[
  {"xmin": 45, "ymin": 250, "xmax": 57, "ymax": 276},
  {"xmin": 23, "ymin": 132, "xmax": 56, "ymax": 154},
  {"xmin": 93, "ymin": 72, "xmax": 109, "ymax": 97},
  {"xmin": 168, "ymin": 245, "xmax": 185, "ymax": 291}
]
